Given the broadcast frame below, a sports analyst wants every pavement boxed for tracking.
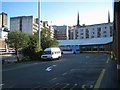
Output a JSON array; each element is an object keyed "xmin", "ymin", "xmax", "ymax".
[{"xmin": 100, "ymin": 59, "xmax": 120, "ymax": 89}]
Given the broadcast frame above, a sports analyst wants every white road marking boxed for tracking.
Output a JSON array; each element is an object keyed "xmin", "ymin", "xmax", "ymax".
[
  {"xmin": 70, "ymin": 84, "xmax": 78, "ymax": 90},
  {"xmin": 46, "ymin": 65, "xmax": 56, "ymax": 72},
  {"xmin": 61, "ymin": 83, "xmax": 69, "ymax": 90},
  {"xmin": 70, "ymin": 69, "xmax": 74, "ymax": 71},
  {"xmin": 82, "ymin": 85, "xmax": 87, "ymax": 90},
  {"xmin": 53, "ymin": 65, "xmax": 56, "ymax": 67},
  {"xmin": 56, "ymin": 83, "xmax": 59, "ymax": 85},
  {"xmin": 51, "ymin": 83, "xmax": 60, "ymax": 90},
  {"xmin": 46, "ymin": 67, "xmax": 52, "ymax": 71},
  {"xmin": 106, "ymin": 57, "xmax": 110, "ymax": 63},
  {"xmin": 86, "ymin": 56, "xmax": 89, "ymax": 58},
  {"xmin": 51, "ymin": 78, "xmax": 57, "ymax": 81},
  {"xmin": 90, "ymin": 85, "xmax": 93, "ymax": 88},
  {"xmin": 62, "ymin": 73, "xmax": 67, "ymax": 76},
  {"xmin": 0, "ymin": 84, "xmax": 4, "ymax": 86}
]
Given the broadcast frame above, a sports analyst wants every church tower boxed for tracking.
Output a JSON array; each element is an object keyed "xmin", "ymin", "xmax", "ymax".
[{"xmin": 77, "ymin": 12, "xmax": 80, "ymax": 27}]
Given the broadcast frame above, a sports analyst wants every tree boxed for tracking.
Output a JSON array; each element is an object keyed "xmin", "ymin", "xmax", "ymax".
[
  {"xmin": 22, "ymin": 33, "xmax": 42, "ymax": 60},
  {"xmin": 6, "ymin": 30, "xmax": 30, "ymax": 61},
  {"xmin": 41, "ymin": 27, "xmax": 59, "ymax": 50}
]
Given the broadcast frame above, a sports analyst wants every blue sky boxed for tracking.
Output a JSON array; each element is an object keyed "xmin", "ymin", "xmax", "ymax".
[{"xmin": 1, "ymin": 0, "xmax": 114, "ymax": 28}]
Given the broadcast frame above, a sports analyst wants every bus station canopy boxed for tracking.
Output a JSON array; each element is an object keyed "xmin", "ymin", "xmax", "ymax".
[{"xmin": 58, "ymin": 37, "xmax": 113, "ymax": 46}]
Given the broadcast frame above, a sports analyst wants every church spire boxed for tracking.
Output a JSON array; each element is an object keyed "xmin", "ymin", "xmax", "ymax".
[
  {"xmin": 77, "ymin": 11, "xmax": 80, "ymax": 27},
  {"xmin": 108, "ymin": 10, "xmax": 110, "ymax": 23}
]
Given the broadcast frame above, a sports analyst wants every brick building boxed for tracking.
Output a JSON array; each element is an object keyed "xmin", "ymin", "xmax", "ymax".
[{"xmin": 113, "ymin": 1, "xmax": 120, "ymax": 80}]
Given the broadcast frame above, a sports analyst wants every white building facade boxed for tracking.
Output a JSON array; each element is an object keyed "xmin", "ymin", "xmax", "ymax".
[
  {"xmin": 0, "ymin": 12, "xmax": 9, "ymax": 39},
  {"xmin": 73, "ymin": 22, "xmax": 113, "ymax": 39},
  {"xmin": 0, "ymin": 28, "xmax": 8, "ymax": 39}
]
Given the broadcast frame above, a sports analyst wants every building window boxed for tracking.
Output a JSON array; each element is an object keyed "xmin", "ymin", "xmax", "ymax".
[
  {"xmin": 103, "ymin": 35, "xmax": 107, "ymax": 37},
  {"xmin": 86, "ymin": 29, "xmax": 89, "ymax": 32},
  {"xmin": 92, "ymin": 32, "xmax": 95, "ymax": 34},
  {"xmin": 20, "ymin": 17, "xmax": 22, "ymax": 32},
  {"xmin": 97, "ymin": 27, "xmax": 101, "ymax": 32},
  {"xmin": 91, "ymin": 36, "xmax": 94, "ymax": 38},
  {"xmin": 81, "ymin": 29, "xmax": 83, "ymax": 32},
  {"xmin": 80, "ymin": 37, "xmax": 84, "ymax": 39},
  {"xmin": 80, "ymin": 33, "xmax": 83, "ymax": 35},
  {"xmin": 86, "ymin": 29, "xmax": 89, "ymax": 38},
  {"xmin": 97, "ymin": 27, "xmax": 101, "ymax": 38},
  {"xmin": 103, "ymin": 31, "xmax": 107, "ymax": 33},
  {"xmin": 110, "ymin": 26, "xmax": 113, "ymax": 36},
  {"xmin": 105, "ymin": 27, "xmax": 107, "ymax": 29}
]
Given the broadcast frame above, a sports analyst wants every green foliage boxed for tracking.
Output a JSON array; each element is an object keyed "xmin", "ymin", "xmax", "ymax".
[
  {"xmin": 41, "ymin": 28, "xmax": 59, "ymax": 50},
  {"xmin": 22, "ymin": 33, "xmax": 42, "ymax": 60},
  {"xmin": 6, "ymin": 30, "xmax": 30, "ymax": 61},
  {"xmin": 7, "ymin": 28, "xmax": 59, "ymax": 61},
  {"xmin": 7, "ymin": 30, "xmax": 30, "ymax": 49}
]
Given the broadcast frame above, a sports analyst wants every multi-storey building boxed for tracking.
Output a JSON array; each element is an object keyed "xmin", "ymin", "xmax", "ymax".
[
  {"xmin": 10, "ymin": 16, "xmax": 38, "ymax": 35},
  {"xmin": 72, "ymin": 11, "xmax": 113, "ymax": 40},
  {"xmin": 0, "ymin": 12, "xmax": 8, "ymax": 28},
  {"xmin": 10, "ymin": 16, "xmax": 54, "ymax": 38},
  {"xmin": 53, "ymin": 25, "xmax": 69, "ymax": 40},
  {"xmin": 68, "ymin": 26, "xmax": 76, "ymax": 40},
  {"xmin": 73, "ymin": 22, "xmax": 113, "ymax": 39}
]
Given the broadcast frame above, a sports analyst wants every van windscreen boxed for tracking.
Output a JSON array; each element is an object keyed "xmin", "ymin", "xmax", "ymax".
[{"xmin": 44, "ymin": 51, "xmax": 51, "ymax": 54}]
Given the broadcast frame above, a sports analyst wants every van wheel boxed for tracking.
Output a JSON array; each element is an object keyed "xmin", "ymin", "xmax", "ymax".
[{"xmin": 58, "ymin": 57, "xmax": 61, "ymax": 60}]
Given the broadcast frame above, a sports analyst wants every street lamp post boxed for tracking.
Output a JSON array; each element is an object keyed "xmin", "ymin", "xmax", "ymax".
[{"xmin": 38, "ymin": 0, "xmax": 41, "ymax": 49}]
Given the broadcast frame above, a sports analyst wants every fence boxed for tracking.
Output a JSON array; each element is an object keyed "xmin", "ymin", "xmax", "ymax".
[{"xmin": 0, "ymin": 48, "xmax": 15, "ymax": 55}]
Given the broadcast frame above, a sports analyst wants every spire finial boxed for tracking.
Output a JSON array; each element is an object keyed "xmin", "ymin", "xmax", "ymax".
[
  {"xmin": 77, "ymin": 11, "xmax": 80, "ymax": 27},
  {"xmin": 108, "ymin": 10, "xmax": 110, "ymax": 23}
]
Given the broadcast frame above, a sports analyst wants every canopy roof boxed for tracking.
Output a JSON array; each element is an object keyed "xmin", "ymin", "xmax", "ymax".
[{"xmin": 58, "ymin": 37, "xmax": 113, "ymax": 46}]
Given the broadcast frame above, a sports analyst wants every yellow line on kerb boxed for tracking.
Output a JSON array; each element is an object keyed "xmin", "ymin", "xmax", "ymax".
[{"xmin": 94, "ymin": 69, "xmax": 106, "ymax": 89}]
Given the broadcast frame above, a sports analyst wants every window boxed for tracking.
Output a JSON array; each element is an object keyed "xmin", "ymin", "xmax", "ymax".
[
  {"xmin": 80, "ymin": 37, "xmax": 84, "ymax": 39},
  {"xmin": 86, "ymin": 29, "xmax": 89, "ymax": 32},
  {"xmin": 97, "ymin": 27, "xmax": 101, "ymax": 32},
  {"xmin": 105, "ymin": 27, "xmax": 107, "ymax": 29},
  {"xmin": 80, "ymin": 33, "xmax": 83, "ymax": 35},
  {"xmin": 103, "ymin": 35, "xmax": 107, "ymax": 37},
  {"xmin": 92, "ymin": 32, "xmax": 95, "ymax": 34},
  {"xmin": 110, "ymin": 26, "xmax": 113, "ymax": 36},
  {"xmin": 103, "ymin": 31, "xmax": 107, "ymax": 33}
]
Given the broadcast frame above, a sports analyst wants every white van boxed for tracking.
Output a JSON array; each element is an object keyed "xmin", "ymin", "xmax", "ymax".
[{"xmin": 41, "ymin": 47, "xmax": 61, "ymax": 60}]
